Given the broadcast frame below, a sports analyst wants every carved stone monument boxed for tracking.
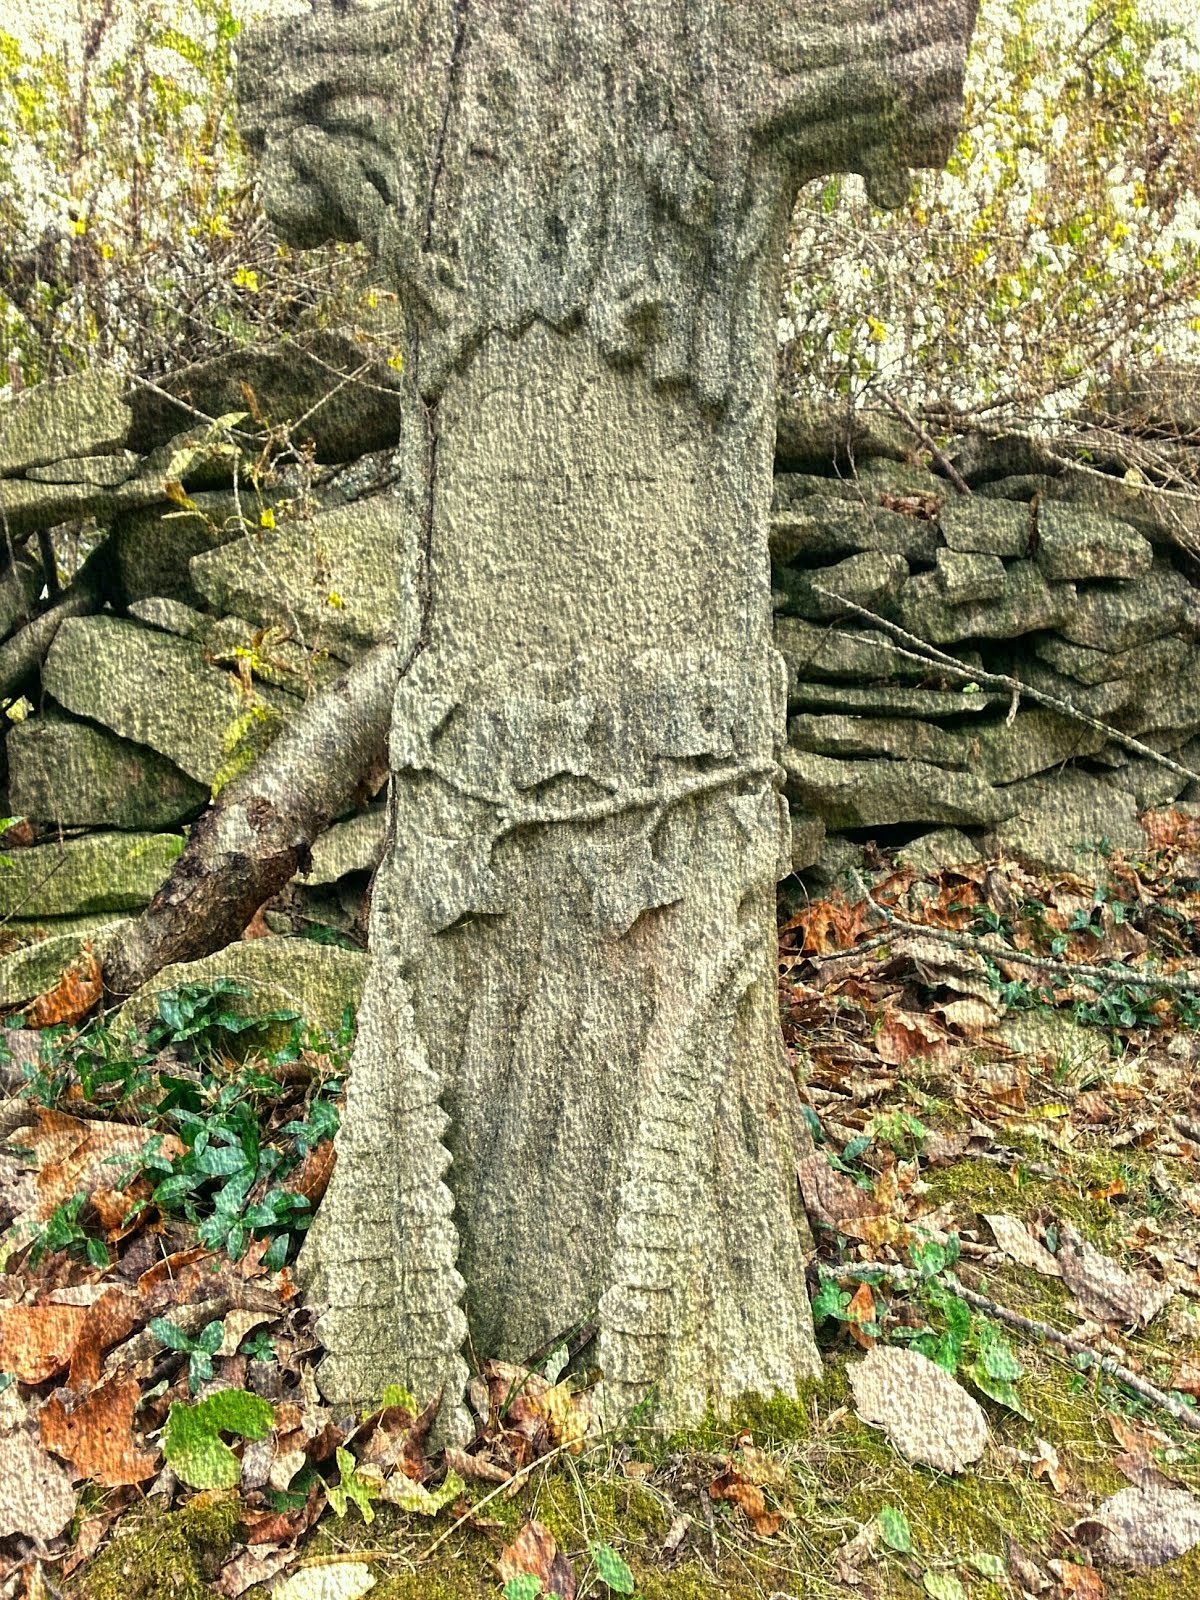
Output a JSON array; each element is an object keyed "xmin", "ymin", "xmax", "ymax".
[{"xmin": 238, "ymin": 0, "xmax": 979, "ymax": 1439}]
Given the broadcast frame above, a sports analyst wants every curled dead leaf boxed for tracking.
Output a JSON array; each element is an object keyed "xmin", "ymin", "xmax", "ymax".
[
  {"xmin": 39, "ymin": 1377, "xmax": 158, "ymax": 1487},
  {"xmin": 497, "ymin": 1520, "xmax": 576, "ymax": 1600},
  {"xmin": 709, "ymin": 1465, "xmax": 782, "ymax": 1538}
]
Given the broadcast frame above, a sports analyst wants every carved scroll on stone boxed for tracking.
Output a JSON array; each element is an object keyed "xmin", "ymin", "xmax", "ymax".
[{"xmin": 239, "ymin": 1, "xmax": 980, "ymax": 1436}]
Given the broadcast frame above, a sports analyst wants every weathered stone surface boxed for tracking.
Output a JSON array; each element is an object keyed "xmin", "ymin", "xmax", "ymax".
[
  {"xmin": 0, "ymin": 369, "xmax": 130, "ymax": 476},
  {"xmin": 781, "ymin": 551, "xmax": 909, "ymax": 621},
  {"xmin": 783, "ymin": 749, "xmax": 1013, "ymax": 829},
  {"xmin": 788, "ymin": 712, "xmax": 969, "ymax": 767},
  {"xmin": 1032, "ymin": 631, "xmax": 1189, "ymax": 687},
  {"xmin": 190, "ymin": 494, "xmax": 412, "ymax": 658},
  {"xmin": 954, "ymin": 709, "xmax": 1107, "ymax": 785},
  {"xmin": 774, "ymin": 616, "xmax": 923, "ymax": 684},
  {"xmin": 788, "ymin": 811, "xmax": 826, "ymax": 873},
  {"xmin": 127, "ymin": 598, "xmax": 212, "ymax": 640},
  {"xmin": 948, "ymin": 431, "xmax": 1062, "ymax": 485},
  {"xmin": 304, "ymin": 805, "xmax": 388, "ymax": 886},
  {"xmin": 987, "ymin": 768, "xmax": 1146, "ymax": 877},
  {"xmin": 1044, "ymin": 462, "xmax": 1200, "ymax": 550},
  {"xmin": 24, "ymin": 450, "xmax": 140, "ymax": 486},
  {"xmin": 126, "ymin": 332, "xmax": 409, "ymax": 464},
  {"xmin": 110, "ymin": 491, "xmax": 241, "ymax": 607},
  {"xmin": 8, "ymin": 714, "xmax": 207, "ymax": 830},
  {"xmin": 1056, "ymin": 567, "xmax": 1194, "ymax": 653},
  {"xmin": 790, "ymin": 679, "xmax": 999, "ymax": 719},
  {"xmin": 43, "ymin": 615, "xmax": 297, "ymax": 786},
  {"xmin": 1117, "ymin": 653, "xmax": 1200, "ymax": 740},
  {"xmin": 0, "ymin": 832, "xmax": 183, "ymax": 919},
  {"xmin": 0, "ymin": 916, "xmax": 130, "ymax": 1007},
  {"xmin": 774, "ymin": 396, "xmax": 911, "ymax": 466},
  {"xmin": 770, "ymin": 494, "xmax": 940, "ymax": 564},
  {"xmin": 1020, "ymin": 659, "xmax": 1139, "ymax": 722},
  {"xmin": 0, "ymin": 557, "xmax": 41, "ymax": 641},
  {"xmin": 1101, "ymin": 752, "xmax": 1191, "ymax": 811},
  {"xmin": 204, "ymin": 614, "xmax": 342, "ymax": 696},
  {"xmin": 896, "ymin": 562, "xmax": 1073, "ymax": 644},
  {"xmin": 123, "ymin": 936, "xmax": 368, "ymax": 1037},
  {"xmin": 940, "ymin": 496, "xmax": 1030, "ymax": 557},
  {"xmin": 855, "ymin": 457, "xmax": 947, "ymax": 499},
  {"xmin": 239, "ymin": 0, "xmax": 977, "ymax": 1442},
  {"xmin": 935, "ymin": 549, "xmax": 1006, "ymax": 603},
  {"xmin": 1035, "ymin": 505, "xmax": 1153, "ymax": 582},
  {"xmin": 0, "ymin": 477, "xmax": 124, "ymax": 541},
  {"xmin": 895, "ymin": 827, "xmax": 981, "ymax": 877}
]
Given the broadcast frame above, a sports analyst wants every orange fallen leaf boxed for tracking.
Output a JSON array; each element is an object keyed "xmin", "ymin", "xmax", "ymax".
[
  {"xmin": 21, "ymin": 1108, "xmax": 185, "ymax": 1222},
  {"xmin": 874, "ymin": 1011, "xmax": 954, "ymax": 1069},
  {"xmin": 0, "ymin": 1303, "xmax": 89, "ymax": 1384},
  {"xmin": 283, "ymin": 1139, "xmax": 336, "ymax": 1208},
  {"xmin": 25, "ymin": 946, "xmax": 102, "ymax": 1029},
  {"xmin": 67, "ymin": 1286, "xmax": 143, "ymax": 1389},
  {"xmin": 1031, "ymin": 1437, "xmax": 1069, "ymax": 1494},
  {"xmin": 845, "ymin": 1282, "xmax": 877, "ymax": 1349},
  {"xmin": 39, "ymin": 1377, "xmax": 158, "ymax": 1486},
  {"xmin": 710, "ymin": 1465, "xmax": 782, "ymax": 1537},
  {"xmin": 497, "ymin": 1520, "xmax": 576, "ymax": 1600}
]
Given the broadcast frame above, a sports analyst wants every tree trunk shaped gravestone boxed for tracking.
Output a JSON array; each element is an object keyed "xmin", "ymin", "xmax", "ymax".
[{"xmin": 238, "ymin": 0, "xmax": 978, "ymax": 1441}]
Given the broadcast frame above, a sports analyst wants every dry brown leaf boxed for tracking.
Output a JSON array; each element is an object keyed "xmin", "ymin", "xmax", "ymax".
[
  {"xmin": 985, "ymin": 1214, "xmax": 1062, "ymax": 1278},
  {"xmin": 1171, "ymin": 1358, "xmax": 1200, "ymax": 1397},
  {"xmin": 24, "ymin": 947, "xmax": 102, "ymax": 1029},
  {"xmin": 1031, "ymin": 1437, "xmax": 1069, "ymax": 1494},
  {"xmin": 709, "ymin": 1466, "xmax": 782, "ymax": 1537},
  {"xmin": 39, "ymin": 1377, "xmax": 158, "ymax": 1486},
  {"xmin": 282, "ymin": 1140, "xmax": 336, "ymax": 1208},
  {"xmin": 845, "ymin": 1281, "xmax": 877, "ymax": 1349},
  {"xmin": 213, "ymin": 1546, "xmax": 297, "ymax": 1598},
  {"xmin": 1054, "ymin": 1562, "xmax": 1106, "ymax": 1598},
  {"xmin": 0, "ymin": 1428, "xmax": 77, "ymax": 1540},
  {"xmin": 443, "ymin": 1446, "xmax": 511, "ymax": 1486},
  {"xmin": 848, "ymin": 1346, "xmax": 988, "ymax": 1475},
  {"xmin": 796, "ymin": 1151, "xmax": 885, "ymax": 1235},
  {"xmin": 1057, "ymin": 1225, "xmax": 1173, "ymax": 1327},
  {"xmin": 874, "ymin": 1011, "xmax": 954, "ymax": 1069},
  {"xmin": 497, "ymin": 1520, "xmax": 576, "ymax": 1600},
  {"xmin": 19, "ymin": 1108, "xmax": 184, "ymax": 1223},
  {"xmin": 0, "ymin": 1303, "xmax": 89, "ymax": 1384},
  {"xmin": 1073, "ymin": 1485, "xmax": 1200, "ymax": 1570}
]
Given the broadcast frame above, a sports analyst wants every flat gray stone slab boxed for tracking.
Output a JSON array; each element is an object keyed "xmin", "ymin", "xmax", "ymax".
[
  {"xmin": 789, "ymin": 679, "xmax": 1002, "ymax": 718},
  {"xmin": 940, "ymin": 496, "xmax": 1030, "ymax": 557},
  {"xmin": 987, "ymin": 768, "xmax": 1147, "ymax": 878},
  {"xmin": 1056, "ymin": 568, "xmax": 1196, "ymax": 653},
  {"xmin": 0, "ymin": 915, "xmax": 131, "ymax": 1007},
  {"xmin": 304, "ymin": 805, "xmax": 388, "ymax": 885},
  {"xmin": 122, "ymin": 935, "xmax": 368, "ymax": 1038},
  {"xmin": 0, "ymin": 832, "xmax": 183, "ymax": 919},
  {"xmin": 1036, "ymin": 504, "xmax": 1152, "ymax": 582},
  {"xmin": 774, "ymin": 616, "xmax": 936, "ymax": 684},
  {"xmin": 936, "ymin": 548, "xmax": 1006, "ymax": 603},
  {"xmin": 896, "ymin": 562, "xmax": 1073, "ymax": 644},
  {"xmin": 0, "ymin": 368, "xmax": 130, "ymax": 475},
  {"xmin": 8, "ymin": 714, "xmax": 207, "ymax": 831},
  {"xmin": 43, "ymin": 615, "xmax": 297, "ymax": 786},
  {"xmin": 1033, "ymin": 630, "xmax": 1189, "ymax": 687},
  {"xmin": 783, "ymin": 748, "xmax": 1014, "ymax": 829}
]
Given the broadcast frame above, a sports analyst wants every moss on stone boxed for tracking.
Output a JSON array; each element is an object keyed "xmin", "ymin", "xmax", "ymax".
[{"xmin": 74, "ymin": 1492, "xmax": 242, "ymax": 1600}]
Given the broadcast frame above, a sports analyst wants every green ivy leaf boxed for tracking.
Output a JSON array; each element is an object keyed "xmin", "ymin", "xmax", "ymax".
[
  {"xmin": 150, "ymin": 1316, "xmax": 197, "ymax": 1353},
  {"xmin": 923, "ymin": 1571, "xmax": 966, "ymax": 1600},
  {"xmin": 967, "ymin": 1552, "xmax": 1006, "ymax": 1579},
  {"xmin": 162, "ymin": 1389, "xmax": 274, "ymax": 1489},
  {"xmin": 327, "ymin": 1446, "xmax": 377, "ymax": 1524},
  {"xmin": 589, "ymin": 1541, "xmax": 635, "ymax": 1594},
  {"xmin": 501, "ymin": 1580, "xmax": 544, "ymax": 1600},
  {"xmin": 877, "ymin": 1506, "xmax": 912, "ymax": 1554}
]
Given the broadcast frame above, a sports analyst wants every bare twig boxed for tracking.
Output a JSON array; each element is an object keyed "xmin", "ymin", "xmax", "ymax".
[
  {"xmin": 806, "ymin": 589, "xmax": 1200, "ymax": 788},
  {"xmin": 881, "ymin": 392, "xmax": 971, "ymax": 495},
  {"xmin": 821, "ymin": 1261, "xmax": 1200, "ymax": 1433}
]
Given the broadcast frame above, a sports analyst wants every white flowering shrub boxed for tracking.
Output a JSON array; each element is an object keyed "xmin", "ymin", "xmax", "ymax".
[
  {"xmin": 0, "ymin": 0, "xmax": 370, "ymax": 390},
  {"xmin": 778, "ymin": 0, "xmax": 1200, "ymax": 437}
]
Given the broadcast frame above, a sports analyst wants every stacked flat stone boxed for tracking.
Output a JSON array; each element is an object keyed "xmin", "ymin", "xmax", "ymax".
[
  {"xmin": 771, "ymin": 421, "xmax": 1200, "ymax": 877},
  {"xmin": 0, "ymin": 349, "xmax": 405, "ymax": 1004}
]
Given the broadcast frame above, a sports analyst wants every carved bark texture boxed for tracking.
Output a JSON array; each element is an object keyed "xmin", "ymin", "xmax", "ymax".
[{"xmin": 238, "ymin": 0, "xmax": 978, "ymax": 1439}]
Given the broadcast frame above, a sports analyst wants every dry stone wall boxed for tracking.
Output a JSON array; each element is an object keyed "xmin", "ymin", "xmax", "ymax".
[{"xmin": 0, "ymin": 353, "xmax": 1197, "ymax": 1006}]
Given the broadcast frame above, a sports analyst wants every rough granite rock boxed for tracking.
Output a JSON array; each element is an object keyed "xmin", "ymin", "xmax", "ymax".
[
  {"xmin": 896, "ymin": 562, "xmax": 1073, "ymax": 644},
  {"xmin": 783, "ymin": 748, "xmax": 1013, "ymax": 829},
  {"xmin": 7, "ymin": 714, "xmax": 208, "ymax": 830},
  {"xmin": 939, "ymin": 495, "xmax": 1030, "ymax": 557},
  {"xmin": 894, "ymin": 827, "xmax": 982, "ymax": 877},
  {"xmin": 774, "ymin": 616, "xmax": 927, "ymax": 684},
  {"xmin": 125, "ymin": 332, "xmax": 408, "ymax": 463},
  {"xmin": 237, "ymin": 0, "xmax": 978, "ymax": 1439},
  {"xmin": 987, "ymin": 768, "xmax": 1147, "ymax": 877},
  {"xmin": 780, "ymin": 550, "xmax": 909, "ymax": 621},
  {"xmin": 110, "ymin": 492, "xmax": 243, "ymax": 607},
  {"xmin": 0, "ymin": 368, "xmax": 130, "ymax": 475},
  {"xmin": 769, "ymin": 493, "xmax": 940, "ymax": 564},
  {"xmin": 24, "ymin": 450, "xmax": 140, "ymax": 486},
  {"xmin": 1056, "ymin": 567, "xmax": 1196, "ymax": 653},
  {"xmin": 304, "ymin": 804, "xmax": 389, "ymax": 886},
  {"xmin": 1035, "ymin": 505, "xmax": 1153, "ymax": 582},
  {"xmin": 43, "ymin": 615, "xmax": 297, "ymax": 786},
  {"xmin": 935, "ymin": 548, "xmax": 1007, "ymax": 603},
  {"xmin": 1043, "ymin": 461, "xmax": 1200, "ymax": 550},
  {"xmin": 0, "ymin": 833, "xmax": 184, "ymax": 919},
  {"xmin": 788, "ymin": 679, "xmax": 1000, "ymax": 719},
  {"xmin": 190, "ymin": 493, "xmax": 413, "ymax": 659},
  {"xmin": 0, "ymin": 919, "xmax": 130, "ymax": 1007},
  {"xmin": 126, "ymin": 598, "xmax": 213, "ymax": 640},
  {"xmin": 122, "ymin": 935, "xmax": 368, "ymax": 1037},
  {"xmin": 1032, "ymin": 630, "xmax": 1189, "ymax": 687}
]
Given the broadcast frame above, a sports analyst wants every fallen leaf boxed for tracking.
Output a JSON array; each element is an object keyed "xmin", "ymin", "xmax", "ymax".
[
  {"xmin": 875, "ymin": 1011, "xmax": 954, "ymax": 1069},
  {"xmin": 214, "ymin": 1546, "xmax": 297, "ymax": 1598},
  {"xmin": 1072, "ymin": 1485, "xmax": 1200, "ymax": 1570},
  {"xmin": 1030, "ymin": 1437, "xmax": 1069, "ymax": 1494},
  {"xmin": 848, "ymin": 1346, "xmax": 988, "ymax": 1475},
  {"xmin": 1057, "ymin": 1225, "xmax": 1173, "ymax": 1327},
  {"xmin": 0, "ymin": 1303, "xmax": 88, "ymax": 1384},
  {"xmin": 0, "ymin": 1428, "xmax": 77, "ymax": 1540},
  {"xmin": 985, "ymin": 1214, "xmax": 1062, "ymax": 1278},
  {"xmin": 845, "ymin": 1282, "xmax": 877, "ymax": 1349},
  {"xmin": 796, "ymin": 1151, "xmax": 887, "ymax": 1236},
  {"xmin": 710, "ymin": 1465, "xmax": 782, "ymax": 1537},
  {"xmin": 282, "ymin": 1140, "xmax": 336, "ymax": 1208},
  {"xmin": 1171, "ymin": 1358, "xmax": 1200, "ymax": 1397},
  {"xmin": 39, "ymin": 1377, "xmax": 159, "ymax": 1486},
  {"xmin": 272, "ymin": 1561, "xmax": 375, "ymax": 1600},
  {"xmin": 497, "ymin": 1520, "xmax": 576, "ymax": 1600},
  {"xmin": 24, "ymin": 946, "xmax": 102, "ymax": 1028},
  {"xmin": 1054, "ymin": 1562, "xmax": 1106, "ymax": 1598}
]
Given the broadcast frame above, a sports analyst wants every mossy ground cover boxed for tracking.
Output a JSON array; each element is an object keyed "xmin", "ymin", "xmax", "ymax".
[{"xmin": 3, "ymin": 840, "xmax": 1200, "ymax": 1598}]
